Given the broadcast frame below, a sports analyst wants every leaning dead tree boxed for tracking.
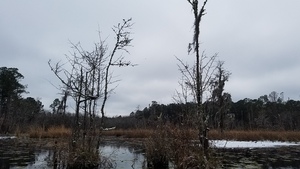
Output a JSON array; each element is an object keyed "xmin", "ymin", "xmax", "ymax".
[{"xmin": 48, "ymin": 18, "xmax": 133, "ymax": 168}]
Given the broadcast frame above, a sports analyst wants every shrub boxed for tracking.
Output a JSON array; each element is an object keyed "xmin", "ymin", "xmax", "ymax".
[{"xmin": 144, "ymin": 125, "xmax": 217, "ymax": 169}]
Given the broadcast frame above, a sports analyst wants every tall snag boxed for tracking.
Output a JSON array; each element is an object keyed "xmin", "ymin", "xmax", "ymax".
[
  {"xmin": 184, "ymin": 2, "xmax": 232, "ymax": 165},
  {"xmin": 187, "ymin": 0, "xmax": 212, "ymax": 151}
]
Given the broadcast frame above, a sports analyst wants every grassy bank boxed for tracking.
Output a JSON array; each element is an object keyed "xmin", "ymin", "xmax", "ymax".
[
  {"xmin": 102, "ymin": 128, "xmax": 154, "ymax": 138},
  {"xmin": 27, "ymin": 125, "xmax": 71, "ymax": 138},
  {"xmin": 103, "ymin": 129, "xmax": 300, "ymax": 142},
  {"xmin": 21, "ymin": 126, "xmax": 300, "ymax": 142}
]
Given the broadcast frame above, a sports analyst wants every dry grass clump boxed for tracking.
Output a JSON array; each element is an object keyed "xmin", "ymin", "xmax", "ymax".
[
  {"xmin": 144, "ymin": 125, "xmax": 217, "ymax": 169},
  {"xmin": 29, "ymin": 125, "xmax": 71, "ymax": 138},
  {"xmin": 144, "ymin": 127, "xmax": 170, "ymax": 169},
  {"xmin": 102, "ymin": 129, "xmax": 153, "ymax": 138},
  {"xmin": 47, "ymin": 125, "xmax": 71, "ymax": 138},
  {"xmin": 281, "ymin": 131, "xmax": 300, "ymax": 141},
  {"xmin": 67, "ymin": 147, "xmax": 100, "ymax": 169},
  {"xmin": 28, "ymin": 126, "xmax": 44, "ymax": 138}
]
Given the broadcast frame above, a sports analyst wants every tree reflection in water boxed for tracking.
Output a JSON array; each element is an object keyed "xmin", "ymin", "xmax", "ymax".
[{"xmin": 1, "ymin": 137, "xmax": 300, "ymax": 169}]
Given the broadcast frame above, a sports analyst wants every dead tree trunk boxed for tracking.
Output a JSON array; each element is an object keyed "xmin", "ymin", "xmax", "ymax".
[{"xmin": 187, "ymin": 0, "xmax": 209, "ymax": 152}]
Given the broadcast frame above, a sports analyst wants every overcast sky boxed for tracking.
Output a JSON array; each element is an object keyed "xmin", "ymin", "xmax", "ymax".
[{"xmin": 1, "ymin": 1, "xmax": 300, "ymax": 116}]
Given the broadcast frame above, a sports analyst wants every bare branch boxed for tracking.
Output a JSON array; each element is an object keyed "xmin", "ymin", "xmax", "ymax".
[{"xmin": 100, "ymin": 18, "xmax": 134, "ymax": 125}]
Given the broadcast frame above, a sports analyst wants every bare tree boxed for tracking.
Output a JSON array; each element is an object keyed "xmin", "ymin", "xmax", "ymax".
[
  {"xmin": 100, "ymin": 18, "xmax": 134, "ymax": 127},
  {"xmin": 178, "ymin": 1, "xmax": 230, "ymax": 166},
  {"xmin": 186, "ymin": 0, "xmax": 217, "ymax": 152},
  {"xmin": 48, "ymin": 18, "xmax": 134, "ymax": 167},
  {"xmin": 211, "ymin": 61, "xmax": 231, "ymax": 133},
  {"xmin": 184, "ymin": 2, "xmax": 231, "ymax": 164},
  {"xmin": 49, "ymin": 39, "xmax": 106, "ymax": 152}
]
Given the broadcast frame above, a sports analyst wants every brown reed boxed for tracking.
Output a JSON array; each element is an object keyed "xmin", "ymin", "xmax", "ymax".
[
  {"xmin": 28, "ymin": 125, "xmax": 71, "ymax": 138},
  {"xmin": 26, "ymin": 125, "xmax": 300, "ymax": 141}
]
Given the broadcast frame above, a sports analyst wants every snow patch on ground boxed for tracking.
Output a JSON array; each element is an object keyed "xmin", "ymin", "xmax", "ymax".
[
  {"xmin": 0, "ymin": 136, "xmax": 16, "ymax": 140},
  {"xmin": 211, "ymin": 140, "xmax": 300, "ymax": 148}
]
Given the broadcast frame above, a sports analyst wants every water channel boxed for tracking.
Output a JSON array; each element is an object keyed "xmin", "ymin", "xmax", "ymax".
[{"xmin": 1, "ymin": 136, "xmax": 300, "ymax": 169}]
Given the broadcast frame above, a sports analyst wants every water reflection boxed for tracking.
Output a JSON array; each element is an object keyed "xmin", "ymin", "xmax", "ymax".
[
  {"xmin": 100, "ymin": 145, "xmax": 146, "ymax": 169},
  {"xmin": 1, "ymin": 137, "xmax": 300, "ymax": 169},
  {"xmin": 0, "ymin": 137, "xmax": 147, "ymax": 169},
  {"xmin": 216, "ymin": 146, "xmax": 300, "ymax": 169},
  {"xmin": 13, "ymin": 150, "xmax": 52, "ymax": 169},
  {"xmin": 0, "ymin": 137, "xmax": 36, "ymax": 169}
]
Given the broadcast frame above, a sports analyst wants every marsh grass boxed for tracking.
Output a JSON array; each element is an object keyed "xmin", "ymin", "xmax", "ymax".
[
  {"xmin": 103, "ymin": 128, "xmax": 300, "ymax": 142},
  {"xmin": 25, "ymin": 125, "xmax": 300, "ymax": 141},
  {"xmin": 40, "ymin": 139, "xmax": 115, "ymax": 169},
  {"xmin": 11, "ymin": 125, "xmax": 300, "ymax": 168},
  {"xmin": 209, "ymin": 130, "xmax": 300, "ymax": 141},
  {"xmin": 144, "ymin": 125, "xmax": 218, "ymax": 169},
  {"xmin": 66, "ymin": 147, "xmax": 100, "ymax": 169},
  {"xmin": 144, "ymin": 126, "xmax": 171, "ymax": 169},
  {"xmin": 102, "ymin": 129, "xmax": 153, "ymax": 138},
  {"xmin": 28, "ymin": 125, "xmax": 71, "ymax": 138}
]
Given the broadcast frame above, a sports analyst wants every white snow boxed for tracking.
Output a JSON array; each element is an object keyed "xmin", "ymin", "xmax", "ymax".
[
  {"xmin": 0, "ymin": 136, "xmax": 16, "ymax": 139},
  {"xmin": 211, "ymin": 140, "xmax": 300, "ymax": 148}
]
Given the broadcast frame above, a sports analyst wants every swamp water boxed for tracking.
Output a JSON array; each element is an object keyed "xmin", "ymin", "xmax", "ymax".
[
  {"xmin": 0, "ymin": 137, "xmax": 146, "ymax": 169},
  {"xmin": 1, "ymin": 136, "xmax": 300, "ymax": 169}
]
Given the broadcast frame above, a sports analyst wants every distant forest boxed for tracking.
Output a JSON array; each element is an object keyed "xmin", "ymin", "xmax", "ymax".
[
  {"xmin": 106, "ymin": 93, "xmax": 300, "ymax": 131},
  {"xmin": 1, "ymin": 66, "xmax": 300, "ymax": 133}
]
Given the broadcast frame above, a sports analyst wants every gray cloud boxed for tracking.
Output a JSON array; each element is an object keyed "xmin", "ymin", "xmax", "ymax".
[{"xmin": 1, "ymin": 0, "xmax": 300, "ymax": 116}]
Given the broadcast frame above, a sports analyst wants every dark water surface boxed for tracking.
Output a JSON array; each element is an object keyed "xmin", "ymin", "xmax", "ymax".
[
  {"xmin": 1, "ymin": 136, "xmax": 300, "ymax": 169},
  {"xmin": 99, "ymin": 139, "xmax": 146, "ymax": 168},
  {"xmin": 216, "ymin": 146, "xmax": 300, "ymax": 168}
]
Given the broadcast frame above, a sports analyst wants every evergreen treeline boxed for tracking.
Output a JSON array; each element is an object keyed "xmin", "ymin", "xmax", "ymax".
[
  {"xmin": 105, "ymin": 95, "xmax": 300, "ymax": 131},
  {"xmin": 1, "ymin": 66, "xmax": 300, "ymax": 133},
  {"xmin": 0, "ymin": 67, "xmax": 77, "ymax": 133}
]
